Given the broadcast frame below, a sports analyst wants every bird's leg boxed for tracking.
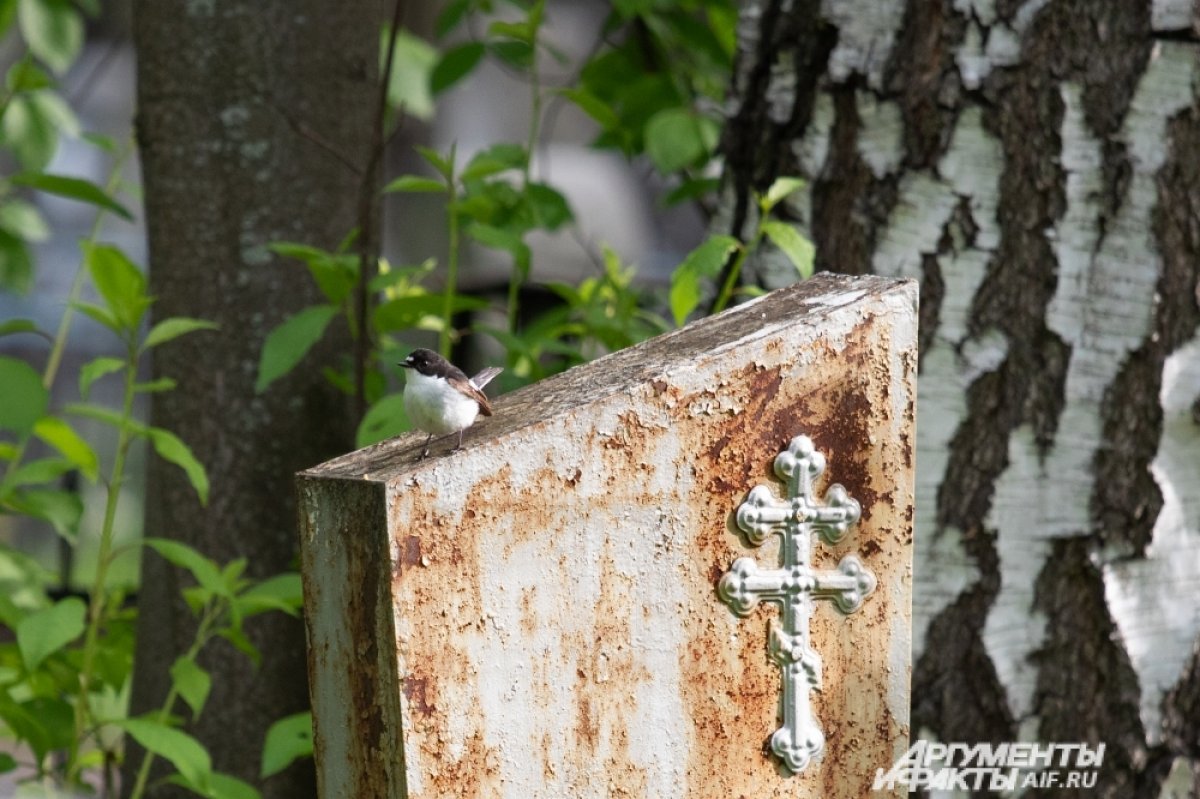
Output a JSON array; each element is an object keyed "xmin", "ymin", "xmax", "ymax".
[
  {"xmin": 453, "ymin": 428, "xmax": 465, "ymax": 452},
  {"xmin": 419, "ymin": 433, "xmax": 434, "ymax": 459}
]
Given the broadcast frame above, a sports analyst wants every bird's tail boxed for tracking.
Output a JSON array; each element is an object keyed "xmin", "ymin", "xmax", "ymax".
[{"xmin": 470, "ymin": 367, "xmax": 503, "ymax": 389}]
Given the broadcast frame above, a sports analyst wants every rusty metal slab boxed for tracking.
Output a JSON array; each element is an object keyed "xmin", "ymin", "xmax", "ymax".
[{"xmin": 298, "ymin": 273, "xmax": 917, "ymax": 799}]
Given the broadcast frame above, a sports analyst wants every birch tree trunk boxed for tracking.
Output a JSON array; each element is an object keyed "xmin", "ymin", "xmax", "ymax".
[
  {"xmin": 129, "ymin": 2, "xmax": 379, "ymax": 796},
  {"xmin": 720, "ymin": 2, "xmax": 1200, "ymax": 795}
]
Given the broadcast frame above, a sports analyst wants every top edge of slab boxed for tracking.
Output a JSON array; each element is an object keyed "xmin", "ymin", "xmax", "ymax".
[{"xmin": 300, "ymin": 273, "xmax": 915, "ymax": 483}]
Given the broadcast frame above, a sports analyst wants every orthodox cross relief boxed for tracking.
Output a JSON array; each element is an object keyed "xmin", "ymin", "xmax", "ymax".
[{"xmin": 718, "ymin": 435, "xmax": 877, "ymax": 773}]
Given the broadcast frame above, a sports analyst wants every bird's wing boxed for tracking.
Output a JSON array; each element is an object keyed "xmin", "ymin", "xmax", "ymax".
[
  {"xmin": 469, "ymin": 366, "xmax": 503, "ymax": 390},
  {"xmin": 450, "ymin": 375, "xmax": 496, "ymax": 416}
]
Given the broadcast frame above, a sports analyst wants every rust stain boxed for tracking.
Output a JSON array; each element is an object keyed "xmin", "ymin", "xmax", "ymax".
[
  {"xmin": 400, "ymin": 535, "xmax": 421, "ymax": 569},
  {"xmin": 403, "ymin": 675, "xmax": 435, "ymax": 718}
]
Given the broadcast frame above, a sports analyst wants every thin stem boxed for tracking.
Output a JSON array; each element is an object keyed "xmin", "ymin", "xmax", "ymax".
[
  {"xmin": 710, "ymin": 237, "xmax": 755, "ymax": 317},
  {"xmin": 0, "ymin": 141, "xmax": 132, "ymax": 496},
  {"xmin": 352, "ymin": 0, "xmax": 406, "ymax": 420},
  {"xmin": 44, "ymin": 140, "xmax": 133, "ymax": 390},
  {"xmin": 440, "ymin": 177, "xmax": 460, "ymax": 359},
  {"xmin": 68, "ymin": 338, "xmax": 137, "ymax": 781},
  {"xmin": 507, "ymin": 37, "xmax": 544, "ymax": 338},
  {"xmin": 126, "ymin": 603, "xmax": 221, "ymax": 799}
]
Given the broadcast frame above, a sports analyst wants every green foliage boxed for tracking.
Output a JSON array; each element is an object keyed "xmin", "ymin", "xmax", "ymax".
[
  {"xmin": 260, "ymin": 712, "xmax": 313, "ymax": 779},
  {"xmin": 254, "ymin": 0, "xmax": 816, "ymax": 454},
  {"xmin": 0, "ymin": 19, "xmax": 301, "ymax": 791},
  {"xmin": 0, "ymin": 3, "xmax": 817, "ymax": 795}
]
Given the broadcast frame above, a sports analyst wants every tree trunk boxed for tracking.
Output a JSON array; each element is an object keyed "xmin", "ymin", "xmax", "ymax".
[
  {"xmin": 129, "ymin": 2, "xmax": 379, "ymax": 796},
  {"xmin": 721, "ymin": 1, "xmax": 1200, "ymax": 796}
]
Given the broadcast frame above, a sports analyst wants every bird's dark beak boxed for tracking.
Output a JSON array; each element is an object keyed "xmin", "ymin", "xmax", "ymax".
[{"xmin": 398, "ymin": 362, "xmax": 411, "ymax": 369}]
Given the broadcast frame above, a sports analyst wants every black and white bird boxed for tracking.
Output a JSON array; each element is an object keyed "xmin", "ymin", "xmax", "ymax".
[{"xmin": 399, "ymin": 348, "xmax": 502, "ymax": 458}]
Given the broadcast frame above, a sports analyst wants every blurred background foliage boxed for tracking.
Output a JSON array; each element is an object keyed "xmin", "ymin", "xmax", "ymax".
[{"xmin": 0, "ymin": 0, "xmax": 813, "ymax": 796}]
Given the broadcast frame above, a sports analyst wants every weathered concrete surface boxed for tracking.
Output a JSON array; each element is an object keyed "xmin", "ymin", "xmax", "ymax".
[{"xmin": 298, "ymin": 273, "xmax": 917, "ymax": 798}]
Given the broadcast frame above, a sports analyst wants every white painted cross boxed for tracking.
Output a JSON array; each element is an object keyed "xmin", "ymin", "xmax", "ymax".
[{"xmin": 718, "ymin": 435, "xmax": 877, "ymax": 773}]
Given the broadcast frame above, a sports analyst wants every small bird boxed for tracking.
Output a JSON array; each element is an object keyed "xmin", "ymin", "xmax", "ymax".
[{"xmin": 399, "ymin": 348, "xmax": 502, "ymax": 458}]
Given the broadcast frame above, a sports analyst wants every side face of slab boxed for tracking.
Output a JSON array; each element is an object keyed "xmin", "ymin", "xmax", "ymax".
[{"xmin": 299, "ymin": 274, "xmax": 917, "ymax": 799}]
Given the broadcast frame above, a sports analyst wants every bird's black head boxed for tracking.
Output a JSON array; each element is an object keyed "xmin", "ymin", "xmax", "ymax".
[{"xmin": 399, "ymin": 348, "xmax": 450, "ymax": 377}]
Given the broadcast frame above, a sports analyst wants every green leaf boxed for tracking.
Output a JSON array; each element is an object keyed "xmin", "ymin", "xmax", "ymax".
[
  {"xmin": 526, "ymin": 183, "xmax": 572, "ymax": 230},
  {"xmin": 134, "ymin": 377, "xmax": 178, "ymax": 393},
  {"xmin": 17, "ymin": 0, "xmax": 83, "ymax": 74},
  {"xmin": 0, "ymin": 696, "xmax": 74, "ymax": 763},
  {"xmin": 78, "ymin": 356, "xmax": 124, "ymax": 399},
  {"xmin": 488, "ymin": 39, "xmax": 533, "ymax": 69},
  {"xmin": 488, "ymin": 16, "xmax": 536, "ymax": 44},
  {"xmin": 268, "ymin": 243, "xmax": 358, "ymax": 305},
  {"xmin": 33, "ymin": 415, "xmax": 98, "ymax": 480},
  {"xmin": 254, "ymin": 305, "xmax": 339, "ymax": 394},
  {"xmin": 218, "ymin": 625, "xmax": 260, "ymax": 667},
  {"xmin": 144, "ymin": 317, "xmax": 218, "ymax": 349},
  {"xmin": 0, "ymin": 231, "xmax": 34, "ymax": 293},
  {"xmin": 383, "ymin": 175, "xmax": 446, "ymax": 194},
  {"xmin": 5, "ymin": 456, "xmax": 73, "ymax": 487},
  {"xmin": 461, "ymin": 142, "xmax": 526, "ymax": 181},
  {"xmin": 71, "ymin": 300, "xmax": 121, "ymax": 333},
  {"xmin": 185, "ymin": 772, "xmax": 262, "ymax": 799},
  {"xmin": 261, "ymin": 712, "xmax": 313, "ymax": 779},
  {"xmin": 663, "ymin": 176, "xmax": 720, "ymax": 207},
  {"xmin": 0, "ymin": 356, "xmax": 48, "ymax": 434},
  {"xmin": 0, "ymin": 752, "xmax": 15, "ymax": 773},
  {"xmin": 431, "ymin": 41, "xmax": 485, "ymax": 95},
  {"xmin": 760, "ymin": 176, "xmax": 806, "ymax": 214},
  {"xmin": 16, "ymin": 597, "xmax": 85, "ymax": 671},
  {"xmin": 84, "ymin": 243, "xmax": 150, "ymax": 332},
  {"xmin": 10, "ymin": 173, "xmax": 132, "ymax": 220},
  {"xmin": 0, "ymin": 198, "xmax": 50, "ymax": 242},
  {"xmin": 5, "ymin": 486, "xmax": 82, "ymax": 539},
  {"xmin": 373, "ymin": 294, "xmax": 486, "ymax": 332},
  {"xmin": 434, "ymin": 0, "xmax": 470, "ymax": 37},
  {"xmin": 416, "ymin": 145, "xmax": 454, "ymax": 181},
  {"xmin": 238, "ymin": 572, "xmax": 303, "ymax": 618},
  {"xmin": 466, "ymin": 223, "xmax": 526, "ymax": 255},
  {"xmin": 559, "ymin": 87, "xmax": 619, "ymax": 130},
  {"xmin": 170, "ymin": 656, "xmax": 211, "ymax": 719},
  {"xmin": 2, "ymin": 94, "xmax": 55, "ymax": 170},
  {"xmin": 355, "ymin": 392, "xmax": 409, "ymax": 448},
  {"xmin": 117, "ymin": 717, "xmax": 212, "ymax": 791},
  {"xmin": 144, "ymin": 538, "xmax": 226, "ymax": 598},
  {"xmin": 146, "ymin": 427, "xmax": 209, "ymax": 505},
  {"xmin": 385, "ymin": 28, "xmax": 437, "ymax": 121},
  {"xmin": 644, "ymin": 108, "xmax": 717, "ymax": 174},
  {"xmin": 83, "ymin": 130, "xmax": 117, "ymax": 152},
  {"xmin": 5, "ymin": 59, "xmax": 52, "ymax": 92},
  {"xmin": 669, "ymin": 234, "xmax": 740, "ymax": 326},
  {"xmin": 64, "ymin": 401, "xmax": 142, "ymax": 432},
  {"xmin": 0, "ymin": 318, "xmax": 42, "ymax": 338},
  {"xmin": 761, "ymin": 220, "xmax": 815, "ymax": 278}
]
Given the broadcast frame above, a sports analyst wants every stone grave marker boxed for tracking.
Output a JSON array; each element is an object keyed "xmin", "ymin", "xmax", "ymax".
[{"xmin": 298, "ymin": 272, "xmax": 916, "ymax": 798}]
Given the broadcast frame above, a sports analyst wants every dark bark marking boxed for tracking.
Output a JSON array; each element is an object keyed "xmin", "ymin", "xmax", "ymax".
[
  {"xmin": 1030, "ymin": 538, "xmax": 1147, "ymax": 799},
  {"xmin": 912, "ymin": 527, "xmax": 1015, "ymax": 755},
  {"xmin": 886, "ymin": 0, "xmax": 969, "ymax": 169},
  {"xmin": 719, "ymin": 0, "xmax": 838, "ymax": 269},
  {"xmin": 1094, "ymin": 106, "xmax": 1200, "ymax": 555}
]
